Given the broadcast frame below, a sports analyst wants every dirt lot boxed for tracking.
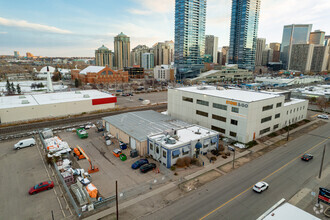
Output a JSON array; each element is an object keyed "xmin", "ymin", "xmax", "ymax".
[
  {"xmin": 0, "ymin": 137, "xmax": 66, "ymax": 220},
  {"xmin": 58, "ymin": 128, "xmax": 168, "ymax": 199}
]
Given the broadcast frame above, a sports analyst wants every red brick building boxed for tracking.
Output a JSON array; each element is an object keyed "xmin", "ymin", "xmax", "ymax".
[{"xmin": 71, "ymin": 65, "xmax": 129, "ymax": 84}]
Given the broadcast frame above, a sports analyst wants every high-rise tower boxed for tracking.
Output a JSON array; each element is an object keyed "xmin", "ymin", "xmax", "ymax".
[
  {"xmin": 174, "ymin": 0, "xmax": 207, "ymax": 79},
  {"xmin": 114, "ymin": 32, "xmax": 130, "ymax": 69},
  {"xmin": 228, "ymin": 0, "xmax": 261, "ymax": 70}
]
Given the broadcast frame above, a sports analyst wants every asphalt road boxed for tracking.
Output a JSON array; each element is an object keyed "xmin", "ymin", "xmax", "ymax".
[{"xmin": 144, "ymin": 122, "xmax": 330, "ymax": 220}]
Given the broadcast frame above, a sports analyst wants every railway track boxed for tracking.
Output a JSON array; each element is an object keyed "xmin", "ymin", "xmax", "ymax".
[{"xmin": 0, "ymin": 104, "xmax": 167, "ymax": 136}]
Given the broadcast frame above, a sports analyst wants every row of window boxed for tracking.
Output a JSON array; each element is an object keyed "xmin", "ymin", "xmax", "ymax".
[
  {"xmin": 262, "ymin": 102, "xmax": 282, "ymax": 112},
  {"xmin": 211, "ymin": 125, "xmax": 237, "ymax": 137},
  {"xmin": 260, "ymin": 113, "xmax": 281, "ymax": 124},
  {"xmin": 260, "ymin": 123, "xmax": 280, "ymax": 135},
  {"xmin": 183, "ymin": 96, "xmax": 240, "ymax": 113},
  {"xmin": 284, "ymin": 115, "xmax": 305, "ymax": 125},
  {"xmin": 197, "ymin": 111, "xmax": 238, "ymax": 126},
  {"xmin": 287, "ymin": 106, "xmax": 305, "ymax": 115}
]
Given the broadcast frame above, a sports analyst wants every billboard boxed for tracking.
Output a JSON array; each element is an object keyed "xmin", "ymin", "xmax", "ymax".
[{"xmin": 318, "ymin": 187, "xmax": 330, "ymax": 205}]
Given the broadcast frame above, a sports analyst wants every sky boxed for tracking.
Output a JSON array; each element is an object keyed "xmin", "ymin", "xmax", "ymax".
[{"xmin": 0, "ymin": 0, "xmax": 329, "ymax": 57}]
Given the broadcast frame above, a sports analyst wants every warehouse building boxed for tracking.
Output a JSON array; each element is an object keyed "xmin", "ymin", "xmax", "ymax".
[
  {"xmin": 168, "ymin": 86, "xmax": 308, "ymax": 143},
  {"xmin": 102, "ymin": 110, "xmax": 218, "ymax": 159},
  {"xmin": 0, "ymin": 90, "xmax": 116, "ymax": 124},
  {"xmin": 148, "ymin": 125, "xmax": 219, "ymax": 168}
]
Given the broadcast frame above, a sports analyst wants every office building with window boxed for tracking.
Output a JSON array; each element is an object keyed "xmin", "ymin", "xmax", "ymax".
[
  {"xmin": 95, "ymin": 45, "xmax": 113, "ymax": 67},
  {"xmin": 255, "ymin": 38, "xmax": 266, "ymax": 66},
  {"xmin": 280, "ymin": 24, "xmax": 312, "ymax": 70},
  {"xmin": 228, "ymin": 0, "xmax": 261, "ymax": 70},
  {"xmin": 141, "ymin": 53, "xmax": 154, "ymax": 69},
  {"xmin": 174, "ymin": 0, "xmax": 207, "ymax": 79},
  {"xmin": 310, "ymin": 30, "xmax": 325, "ymax": 45},
  {"xmin": 205, "ymin": 35, "xmax": 219, "ymax": 63},
  {"xmin": 168, "ymin": 86, "xmax": 308, "ymax": 143},
  {"xmin": 114, "ymin": 32, "xmax": 130, "ymax": 69}
]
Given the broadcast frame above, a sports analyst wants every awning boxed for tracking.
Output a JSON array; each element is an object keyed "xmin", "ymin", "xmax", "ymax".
[
  {"xmin": 204, "ymin": 139, "xmax": 210, "ymax": 145},
  {"xmin": 172, "ymin": 149, "xmax": 180, "ymax": 157},
  {"xmin": 211, "ymin": 137, "xmax": 218, "ymax": 144},
  {"xmin": 182, "ymin": 147, "xmax": 190, "ymax": 153}
]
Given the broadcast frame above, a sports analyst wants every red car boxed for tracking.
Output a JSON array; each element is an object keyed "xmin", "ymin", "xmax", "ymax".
[{"xmin": 29, "ymin": 181, "xmax": 54, "ymax": 195}]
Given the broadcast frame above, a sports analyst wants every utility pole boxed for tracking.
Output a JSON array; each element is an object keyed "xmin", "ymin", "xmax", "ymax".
[
  {"xmin": 318, "ymin": 145, "xmax": 326, "ymax": 179},
  {"xmin": 286, "ymin": 122, "xmax": 290, "ymax": 141},
  {"xmin": 116, "ymin": 180, "xmax": 119, "ymax": 220},
  {"xmin": 232, "ymin": 148, "xmax": 236, "ymax": 169}
]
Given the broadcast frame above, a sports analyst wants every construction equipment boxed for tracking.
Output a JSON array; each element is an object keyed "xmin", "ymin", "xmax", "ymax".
[
  {"xmin": 73, "ymin": 147, "xmax": 86, "ymax": 160},
  {"xmin": 76, "ymin": 145, "xmax": 99, "ymax": 174}
]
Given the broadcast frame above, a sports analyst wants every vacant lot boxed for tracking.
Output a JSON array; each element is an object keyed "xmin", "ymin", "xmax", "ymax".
[{"xmin": 0, "ymin": 138, "xmax": 64, "ymax": 220}]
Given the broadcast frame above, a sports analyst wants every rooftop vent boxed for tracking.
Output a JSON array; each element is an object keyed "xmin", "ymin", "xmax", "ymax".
[
  {"xmin": 21, "ymin": 100, "xmax": 29, "ymax": 104},
  {"xmin": 166, "ymin": 137, "xmax": 176, "ymax": 144},
  {"xmin": 195, "ymin": 129, "xmax": 201, "ymax": 135},
  {"xmin": 19, "ymin": 95, "xmax": 26, "ymax": 99},
  {"xmin": 83, "ymin": 94, "xmax": 90, "ymax": 98},
  {"xmin": 75, "ymin": 91, "xmax": 81, "ymax": 94},
  {"xmin": 197, "ymin": 86, "xmax": 207, "ymax": 90}
]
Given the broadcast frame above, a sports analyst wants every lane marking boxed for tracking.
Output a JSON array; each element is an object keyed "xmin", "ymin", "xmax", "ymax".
[
  {"xmin": 200, "ymin": 137, "xmax": 329, "ymax": 220},
  {"xmin": 311, "ymin": 114, "xmax": 318, "ymax": 118}
]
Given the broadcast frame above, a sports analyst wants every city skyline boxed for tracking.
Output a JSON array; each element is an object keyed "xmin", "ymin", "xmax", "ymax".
[{"xmin": 0, "ymin": 0, "xmax": 329, "ymax": 57}]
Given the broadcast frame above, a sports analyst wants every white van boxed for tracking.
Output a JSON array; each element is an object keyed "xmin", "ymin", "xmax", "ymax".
[{"xmin": 14, "ymin": 138, "xmax": 36, "ymax": 150}]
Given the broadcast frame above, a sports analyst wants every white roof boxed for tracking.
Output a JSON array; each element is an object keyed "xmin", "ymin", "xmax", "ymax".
[
  {"xmin": 40, "ymin": 66, "xmax": 55, "ymax": 73},
  {"xmin": 0, "ymin": 90, "xmax": 115, "ymax": 109},
  {"xmin": 149, "ymin": 125, "xmax": 218, "ymax": 149},
  {"xmin": 175, "ymin": 86, "xmax": 281, "ymax": 102},
  {"xmin": 80, "ymin": 66, "xmax": 105, "ymax": 75},
  {"xmin": 192, "ymin": 70, "xmax": 219, "ymax": 80},
  {"xmin": 263, "ymin": 202, "xmax": 320, "ymax": 220},
  {"xmin": 284, "ymin": 98, "xmax": 307, "ymax": 106}
]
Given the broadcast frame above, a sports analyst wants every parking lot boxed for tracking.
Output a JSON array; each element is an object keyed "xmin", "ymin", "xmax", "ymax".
[
  {"xmin": 116, "ymin": 91, "xmax": 167, "ymax": 108},
  {"xmin": 0, "ymin": 138, "xmax": 65, "ymax": 220},
  {"xmin": 58, "ymin": 127, "xmax": 168, "ymax": 199}
]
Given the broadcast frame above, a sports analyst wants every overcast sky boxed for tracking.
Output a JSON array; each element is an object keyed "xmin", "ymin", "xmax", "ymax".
[{"xmin": 0, "ymin": 0, "xmax": 329, "ymax": 57}]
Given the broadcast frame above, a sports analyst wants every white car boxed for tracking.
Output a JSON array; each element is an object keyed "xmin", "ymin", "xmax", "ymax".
[
  {"xmin": 317, "ymin": 114, "xmax": 329, "ymax": 120},
  {"xmin": 253, "ymin": 181, "xmax": 269, "ymax": 193}
]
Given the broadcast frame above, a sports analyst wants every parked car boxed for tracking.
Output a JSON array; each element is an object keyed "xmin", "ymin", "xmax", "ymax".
[
  {"xmin": 119, "ymin": 141, "xmax": 127, "ymax": 150},
  {"xmin": 132, "ymin": 159, "xmax": 149, "ymax": 169},
  {"xmin": 138, "ymin": 98, "xmax": 144, "ymax": 101},
  {"xmin": 96, "ymin": 126, "xmax": 104, "ymax": 132},
  {"xmin": 140, "ymin": 163, "xmax": 156, "ymax": 173},
  {"xmin": 301, "ymin": 153, "xmax": 313, "ymax": 161},
  {"xmin": 317, "ymin": 114, "xmax": 329, "ymax": 120},
  {"xmin": 113, "ymin": 148, "xmax": 122, "ymax": 157},
  {"xmin": 253, "ymin": 181, "xmax": 269, "ymax": 193},
  {"xmin": 29, "ymin": 181, "xmax": 54, "ymax": 195},
  {"xmin": 14, "ymin": 138, "xmax": 36, "ymax": 150}
]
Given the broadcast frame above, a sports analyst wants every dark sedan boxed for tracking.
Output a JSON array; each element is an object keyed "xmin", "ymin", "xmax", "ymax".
[
  {"xmin": 132, "ymin": 159, "xmax": 149, "ymax": 169},
  {"xmin": 301, "ymin": 153, "xmax": 313, "ymax": 161},
  {"xmin": 140, "ymin": 163, "xmax": 156, "ymax": 173}
]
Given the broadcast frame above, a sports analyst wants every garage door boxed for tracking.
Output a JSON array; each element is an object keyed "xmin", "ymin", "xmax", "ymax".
[
  {"xmin": 106, "ymin": 122, "xmax": 110, "ymax": 132},
  {"xmin": 130, "ymin": 137, "xmax": 136, "ymax": 150}
]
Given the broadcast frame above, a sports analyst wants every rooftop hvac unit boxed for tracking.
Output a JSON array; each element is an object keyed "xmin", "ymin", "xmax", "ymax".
[
  {"xmin": 166, "ymin": 137, "xmax": 176, "ymax": 144},
  {"xmin": 21, "ymin": 100, "xmax": 29, "ymax": 104},
  {"xmin": 19, "ymin": 95, "xmax": 26, "ymax": 99},
  {"xmin": 83, "ymin": 94, "xmax": 90, "ymax": 98},
  {"xmin": 197, "ymin": 86, "xmax": 206, "ymax": 90},
  {"xmin": 75, "ymin": 91, "xmax": 81, "ymax": 94}
]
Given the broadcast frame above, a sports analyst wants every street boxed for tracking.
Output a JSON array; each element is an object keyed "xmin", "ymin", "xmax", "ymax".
[{"xmin": 143, "ymin": 122, "xmax": 330, "ymax": 220}]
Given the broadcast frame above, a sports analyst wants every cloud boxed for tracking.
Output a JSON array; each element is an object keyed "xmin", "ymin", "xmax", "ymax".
[
  {"xmin": 128, "ymin": 9, "xmax": 152, "ymax": 15},
  {"xmin": 0, "ymin": 17, "xmax": 72, "ymax": 34},
  {"xmin": 0, "ymin": 31, "xmax": 7, "ymax": 34},
  {"xmin": 133, "ymin": 0, "xmax": 174, "ymax": 13}
]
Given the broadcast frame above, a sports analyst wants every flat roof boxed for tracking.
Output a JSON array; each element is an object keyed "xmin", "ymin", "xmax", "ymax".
[
  {"xmin": 284, "ymin": 98, "xmax": 307, "ymax": 106},
  {"xmin": 263, "ymin": 202, "xmax": 320, "ymax": 220},
  {"xmin": 149, "ymin": 125, "xmax": 218, "ymax": 149},
  {"xmin": 103, "ymin": 110, "xmax": 190, "ymax": 142},
  {"xmin": 174, "ymin": 86, "xmax": 281, "ymax": 102},
  {"xmin": 80, "ymin": 66, "xmax": 104, "ymax": 75},
  {"xmin": 0, "ymin": 90, "xmax": 115, "ymax": 109}
]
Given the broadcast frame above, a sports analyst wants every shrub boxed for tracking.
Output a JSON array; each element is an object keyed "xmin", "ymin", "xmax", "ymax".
[
  {"xmin": 210, "ymin": 156, "xmax": 217, "ymax": 161},
  {"xmin": 170, "ymin": 166, "xmax": 176, "ymax": 171},
  {"xmin": 222, "ymin": 155, "xmax": 227, "ymax": 159},
  {"xmin": 183, "ymin": 157, "xmax": 192, "ymax": 167},
  {"xmin": 246, "ymin": 140, "xmax": 258, "ymax": 148},
  {"xmin": 176, "ymin": 158, "xmax": 185, "ymax": 167},
  {"xmin": 219, "ymin": 144, "xmax": 225, "ymax": 151}
]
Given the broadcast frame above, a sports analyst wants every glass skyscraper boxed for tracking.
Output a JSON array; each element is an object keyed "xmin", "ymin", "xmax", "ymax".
[
  {"xmin": 174, "ymin": 0, "xmax": 206, "ymax": 79},
  {"xmin": 228, "ymin": 0, "xmax": 260, "ymax": 70},
  {"xmin": 280, "ymin": 24, "xmax": 312, "ymax": 70}
]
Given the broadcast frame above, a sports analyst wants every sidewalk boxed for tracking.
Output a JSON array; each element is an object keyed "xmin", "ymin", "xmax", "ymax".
[{"xmin": 83, "ymin": 119, "xmax": 324, "ymax": 220}]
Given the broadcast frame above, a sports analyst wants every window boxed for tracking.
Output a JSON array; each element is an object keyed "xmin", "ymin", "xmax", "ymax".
[
  {"xmin": 273, "ymin": 124, "xmax": 279, "ymax": 129},
  {"xmin": 262, "ymin": 105, "xmax": 273, "ymax": 111},
  {"xmin": 229, "ymin": 131, "xmax": 237, "ymax": 137},
  {"xmin": 197, "ymin": 99, "xmax": 209, "ymax": 106},
  {"xmin": 275, "ymin": 113, "xmax": 280, "ymax": 119},
  {"xmin": 173, "ymin": 153, "xmax": 179, "ymax": 159},
  {"xmin": 212, "ymin": 114, "xmax": 226, "ymax": 122},
  {"xmin": 276, "ymin": 102, "xmax": 282, "ymax": 108},
  {"xmin": 260, "ymin": 127, "xmax": 270, "ymax": 135},
  {"xmin": 303, "ymin": 106, "xmax": 305, "ymax": 109},
  {"xmin": 300, "ymin": 107, "xmax": 302, "ymax": 110},
  {"xmin": 182, "ymin": 96, "xmax": 193, "ymax": 103},
  {"xmin": 211, "ymin": 125, "xmax": 225, "ymax": 134},
  {"xmin": 290, "ymin": 110, "xmax": 292, "ymax": 113},
  {"xmin": 287, "ymin": 111, "xmax": 288, "ymax": 115},
  {"xmin": 182, "ymin": 148, "xmax": 189, "ymax": 155},
  {"xmin": 232, "ymin": 107, "xmax": 239, "ymax": 113},
  {"xmin": 101, "ymin": 71, "xmax": 106, "ymax": 75},
  {"xmin": 231, "ymin": 119, "xmax": 238, "ymax": 125},
  {"xmin": 149, "ymin": 143, "xmax": 153, "ymax": 150},
  {"xmin": 196, "ymin": 110, "xmax": 208, "ymax": 117},
  {"xmin": 156, "ymin": 146, "xmax": 159, "ymax": 154},
  {"xmin": 213, "ymin": 103, "xmax": 227, "ymax": 111},
  {"xmin": 261, "ymin": 116, "xmax": 272, "ymax": 123},
  {"xmin": 163, "ymin": 151, "xmax": 166, "ymax": 158}
]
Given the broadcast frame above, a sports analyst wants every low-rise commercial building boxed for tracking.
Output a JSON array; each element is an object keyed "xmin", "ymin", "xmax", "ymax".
[
  {"xmin": 0, "ymin": 90, "xmax": 117, "ymax": 124},
  {"xmin": 168, "ymin": 86, "xmax": 308, "ymax": 143},
  {"xmin": 153, "ymin": 65, "xmax": 175, "ymax": 81},
  {"xmin": 255, "ymin": 76, "xmax": 324, "ymax": 86},
  {"xmin": 148, "ymin": 126, "xmax": 219, "ymax": 168}
]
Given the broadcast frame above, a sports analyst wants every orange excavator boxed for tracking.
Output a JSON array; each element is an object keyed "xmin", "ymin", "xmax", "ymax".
[
  {"xmin": 75, "ymin": 145, "xmax": 99, "ymax": 174},
  {"xmin": 73, "ymin": 147, "xmax": 86, "ymax": 160}
]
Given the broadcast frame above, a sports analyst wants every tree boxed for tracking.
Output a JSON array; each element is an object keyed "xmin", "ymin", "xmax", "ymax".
[
  {"xmin": 52, "ymin": 73, "xmax": 60, "ymax": 82},
  {"xmin": 6, "ymin": 79, "xmax": 11, "ymax": 94},
  {"xmin": 11, "ymin": 82, "xmax": 16, "ymax": 94},
  {"xmin": 75, "ymin": 78, "xmax": 79, "ymax": 88},
  {"xmin": 316, "ymin": 97, "xmax": 328, "ymax": 112},
  {"xmin": 16, "ymin": 84, "xmax": 21, "ymax": 94}
]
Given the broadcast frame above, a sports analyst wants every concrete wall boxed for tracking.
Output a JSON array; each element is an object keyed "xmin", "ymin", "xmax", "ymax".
[{"xmin": 0, "ymin": 100, "xmax": 115, "ymax": 124}]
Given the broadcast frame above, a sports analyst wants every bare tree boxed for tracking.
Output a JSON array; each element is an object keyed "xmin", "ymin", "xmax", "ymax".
[{"xmin": 316, "ymin": 97, "xmax": 328, "ymax": 112}]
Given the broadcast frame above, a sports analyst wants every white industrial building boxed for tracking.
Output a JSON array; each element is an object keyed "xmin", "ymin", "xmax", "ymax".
[
  {"xmin": 168, "ymin": 86, "xmax": 308, "ymax": 143},
  {"xmin": 148, "ymin": 125, "xmax": 219, "ymax": 168},
  {"xmin": 255, "ymin": 76, "xmax": 324, "ymax": 86},
  {"xmin": 0, "ymin": 90, "xmax": 116, "ymax": 124}
]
